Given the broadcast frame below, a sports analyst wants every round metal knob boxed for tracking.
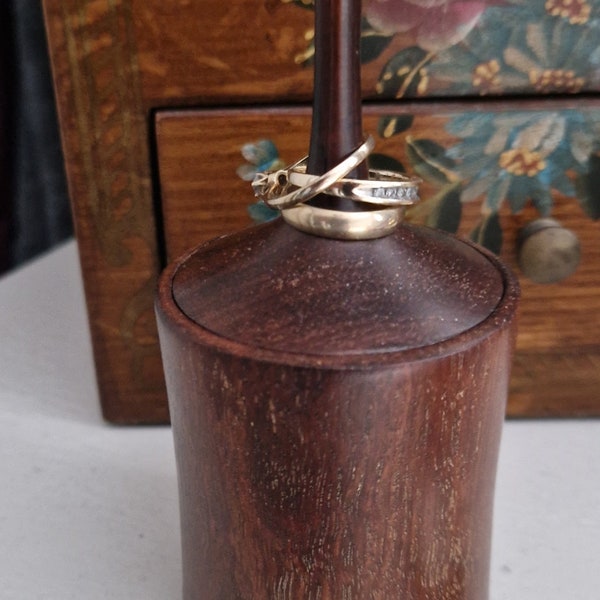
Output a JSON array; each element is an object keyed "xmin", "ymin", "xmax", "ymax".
[{"xmin": 517, "ymin": 218, "xmax": 580, "ymax": 284}]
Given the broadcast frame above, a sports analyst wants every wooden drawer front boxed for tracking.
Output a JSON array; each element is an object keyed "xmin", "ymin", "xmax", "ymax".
[
  {"xmin": 130, "ymin": 0, "xmax": 600, "ymax": 104},
  {"xmin": 156, "ymin": 101, "xmax": 600, "ymax": 417},
  {"xmin": 47, "ymin": 0, "xmax": 600, "ymax": 108}
]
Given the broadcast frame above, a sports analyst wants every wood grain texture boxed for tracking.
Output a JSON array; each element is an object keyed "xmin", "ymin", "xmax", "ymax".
[
  {"xmin": 307, "ymin": 0, "xmax": 368, "ymax": 214},
  {"xmin": 43, "ymin": 0, "xmax": 167, "ymax": 422},
  {"xmin": 74, "ymin": 0, "xmax": 600, "ymax": 105},
  {"xmin": 155, "ymin": 103, "xmax": 600, "ymax": 417},
  {"xmin": 43, "ymin": 0, "xmax": 599, "ymax": 422},
  {"xmin": 40, "ymin": 0, "xmax": 315, "ymax": 423},
  {"xmin": 129, "ymin": 0, "xmax": 315, "ymax": 106},
  {"xmin": 155, "ymin": 219, "xmax": 519, "ymax": 599},
  {"xmin": 171, "ymin": 220, "xmax": 505, "ymax": 356}
]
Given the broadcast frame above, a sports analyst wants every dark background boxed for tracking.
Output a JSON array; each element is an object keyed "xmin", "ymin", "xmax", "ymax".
[{"xmin": 0, "ymin": 0, "xmax": 72, "ymax": 275}]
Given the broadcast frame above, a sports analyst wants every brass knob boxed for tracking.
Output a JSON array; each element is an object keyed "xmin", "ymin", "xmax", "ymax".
[{"xmin": 517, "ymin": 218, "xmax": 580, "ymax": 284}]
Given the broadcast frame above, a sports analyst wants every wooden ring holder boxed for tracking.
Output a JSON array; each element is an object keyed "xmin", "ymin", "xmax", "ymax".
[{"xmin": 155, "ymin": 1, "xmax": 520, "ymax": 598}]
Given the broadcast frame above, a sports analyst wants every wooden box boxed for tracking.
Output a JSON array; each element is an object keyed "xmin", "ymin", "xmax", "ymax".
[{"xmin": 43, "ymin": 0, "xmax": 600, "ymax": 423}]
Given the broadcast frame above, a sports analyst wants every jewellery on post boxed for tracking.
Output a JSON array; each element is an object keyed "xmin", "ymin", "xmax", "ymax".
[
  {"xmin": 281, "ymin": 204, "xmax": 402, "ymax": 240},
  {"xmin": 252, "ymin": 136, "xmax": 375, "ymax": 210},
  {"xmin": 250, "ymin": 134, "xmax": 420, "ymax": 239}
]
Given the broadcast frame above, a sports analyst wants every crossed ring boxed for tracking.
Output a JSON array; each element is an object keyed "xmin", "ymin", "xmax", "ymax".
[
  {"xmin": 249, "ymin": 135, "xmax": 420, "ymax": 240},
  {"xmin": 284, "ymin": 165, "xmax": 420, "ymax": 206},
  {"xmin": 252, "ymin": 136, "xmax": 375, "ymax": 210}
]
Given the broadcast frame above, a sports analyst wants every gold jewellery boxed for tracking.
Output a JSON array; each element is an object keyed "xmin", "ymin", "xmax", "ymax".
[
  {"xmin": 251, "ymin": 135, "xmax": 421, "ymax": 240},
  {"xmin": 252, "ymin": 137, "xmax": 375, "ymax": 210}
]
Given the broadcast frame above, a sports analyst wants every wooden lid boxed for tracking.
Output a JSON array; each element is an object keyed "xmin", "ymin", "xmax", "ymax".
[{"xmin": 169, "ymin": 219, "xmax": 508, "ymax": 361}]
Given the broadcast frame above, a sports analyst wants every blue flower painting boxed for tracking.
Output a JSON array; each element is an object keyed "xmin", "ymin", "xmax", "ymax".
[{"xmin": 278, "ymin": 0, "xmax": 600, "ymax": 251}]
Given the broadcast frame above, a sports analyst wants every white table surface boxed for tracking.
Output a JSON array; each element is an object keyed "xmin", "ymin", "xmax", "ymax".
[{"xmin": 1, "ymin": 240, "xmax": 599, "ymax": 600}]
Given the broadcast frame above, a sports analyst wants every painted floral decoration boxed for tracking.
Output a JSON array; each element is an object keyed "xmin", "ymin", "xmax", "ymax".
[
  {"xmin": 421, "ymin": 0, "xmax": 600, "ymax": 98},
  {"xmin": 278, "ymin": 0, "xmax": 600, "ymax": 253},
  {"xmin": 364, "ymin": 0, "xmax": 488, "ymax": 53},
  {"xmin": 399, "ymin": 108, "xmax": 600, "ymax": 249}
]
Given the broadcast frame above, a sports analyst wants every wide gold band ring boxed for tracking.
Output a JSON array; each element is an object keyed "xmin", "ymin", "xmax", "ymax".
[{"xmin": 281, "ymin": 204, "xmax": 402, "ymax": 240}]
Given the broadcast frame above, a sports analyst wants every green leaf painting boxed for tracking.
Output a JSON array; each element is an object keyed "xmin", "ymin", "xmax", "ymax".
[
  {"xmin": 405, "ymin": 137, "xmax": 458, "ymax": 186},
  {"xmin": 377, "ymin": 114, "xmax": 414, "ymax": 140},
  {"xmin": 359, "ymin": 18, "xmax": 395, "ymax": 63},
  {"xmin": 576, "ymin": 153, "xmax": 600, "ymax": 220},
  {"xmin": 470, "ymin": 213, "xmax": 504, "ymax": 255},
  {"xmin": 426, "ymin": 184, "xmax": 463, "ymax": 234},
  {"xmin": 367, "ymin": 152, "xmax": 406, "ymax": 174},
  {"xmin": 375, "ymin": 46, "xmax": 430, "ymax": 98},
  {"xmin": 290, "ymin": 0, "xmax": 600, "ymax": 98},
  {"xmin": 377, "ymin": 107, "xmax": 600, "ymax": 250}
]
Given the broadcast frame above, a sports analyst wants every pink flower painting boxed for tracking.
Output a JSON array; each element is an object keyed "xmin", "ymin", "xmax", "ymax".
[{"xmin": 364, "ymin": 0, "xmax": 487, "ymax": 52}]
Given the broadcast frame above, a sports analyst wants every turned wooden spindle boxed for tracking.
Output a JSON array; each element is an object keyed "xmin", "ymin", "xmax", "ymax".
[
  {"xmin": 155, "ymin": 1, "xmax": 519, "ymax": 598},
  {"xmin": 307, "ymin": 0, "xmax": 367, "ymax": 182}
]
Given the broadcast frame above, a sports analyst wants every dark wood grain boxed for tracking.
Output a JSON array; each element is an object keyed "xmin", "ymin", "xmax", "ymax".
[
  {"xmin": 155, "ymin": 7, "xmax": 520, "ymax": 592},
  {"xmin": 306, "ymin": 0, "xmax": 367, "ymax": 214},
  {"xmin": 308, "ymin": 0, "xmax": 367, "ymax": 180},
  {"xmin": 172, "ymin": 220, "xmax": 504, "ymax": 356},
  {"xmin": 156, "ymin": 218, "xmax": 519, "ymax": 599}
]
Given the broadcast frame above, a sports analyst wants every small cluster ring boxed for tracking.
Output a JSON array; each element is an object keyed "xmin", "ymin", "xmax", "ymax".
[
  {"xmin": 252, "ymin": 136, "xmax": 375, "ymax": 210},
  {"xmin": 250, "ymin": 135, "xmax": 421, "ymax": 240}
]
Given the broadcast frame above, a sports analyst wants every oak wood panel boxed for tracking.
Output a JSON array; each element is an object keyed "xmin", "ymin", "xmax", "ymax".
[
  {"xmin": 43, "ymin": 0, "xmax": 167, "ymax": 423},
  {"xmin": 155, "ymin": 103, "xmax": 600, "ymax": 417},
  {"xmin": 129, "ymin": 0, "xmax": 316, "ymax": 106}
]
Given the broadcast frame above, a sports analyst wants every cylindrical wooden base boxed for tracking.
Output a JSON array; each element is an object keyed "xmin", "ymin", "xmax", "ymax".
[{"xmin": 155, "ymin": 221, "xmax": 519, "ymax": 600}]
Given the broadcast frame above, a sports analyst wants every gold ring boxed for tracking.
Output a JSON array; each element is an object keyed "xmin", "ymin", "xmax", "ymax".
[
  {"xmin": 252, "ymin": 136, "xmax": 375, "ymax": 209},
  {"xmin": 286, "ymin": 167, "xmax": 421, "ymax": 206},
  {"xmin": 281, "ymin": 203, "xmax": 402, "ymax": 240}
]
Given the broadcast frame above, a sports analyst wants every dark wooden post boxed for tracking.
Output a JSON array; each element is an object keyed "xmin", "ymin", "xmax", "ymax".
[
  {"xmin": 308, "ymin": 0, "xmax": 367, "ymax": 213},
  {"xmin": 308, "ymin": 0, "xmax": 367, "ymax": 181},
  {"xmin": 155, "ymin": 1, "xmax": 519, "ymax": 598}
]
